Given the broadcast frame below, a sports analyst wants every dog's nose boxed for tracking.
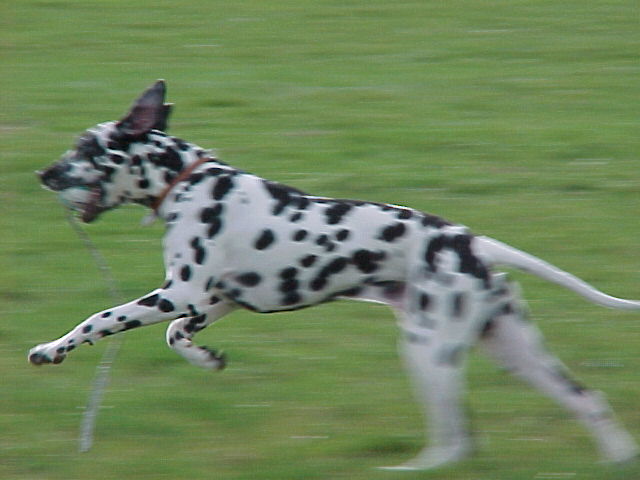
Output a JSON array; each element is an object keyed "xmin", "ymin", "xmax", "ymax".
[{"xmin": 38, "ymin": 164, "xmax": 68, "ymax": 190}]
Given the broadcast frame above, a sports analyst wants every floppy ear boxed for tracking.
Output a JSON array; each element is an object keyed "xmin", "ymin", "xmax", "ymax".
[{"xmin": 118, "ymin": 80, "xmax": 173, "ymax": 135}]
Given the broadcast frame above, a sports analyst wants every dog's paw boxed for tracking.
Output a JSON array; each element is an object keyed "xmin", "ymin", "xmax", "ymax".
[
  {"xmin": 378, "ymin": 442, "xmax": 472, "ymax": 471},
  {"xmin": 198, "ymin": 346, "xmax": 227, "ymax": 371},
  {"xmin": 28, "ymin": 344, "xmax": 66, "ymax": 366}
]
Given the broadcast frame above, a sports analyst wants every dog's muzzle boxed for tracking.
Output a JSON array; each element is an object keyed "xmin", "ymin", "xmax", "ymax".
[
  {"xmin": 37, "ymin": 164, "xmax": 74, "ymax": 191},
  {"xmin": 37, "ymin": 168, "xmax": 105, "ymax": 223}
]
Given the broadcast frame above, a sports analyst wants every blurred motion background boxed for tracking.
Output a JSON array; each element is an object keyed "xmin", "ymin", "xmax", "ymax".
[{"xmin": 2, "ymin": 1, "xmax": 639, "ymax": 479}]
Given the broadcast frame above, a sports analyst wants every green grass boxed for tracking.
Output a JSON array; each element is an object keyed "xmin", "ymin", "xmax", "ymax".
[{"xmin": 2, "ymin": 0, "xmax": 640, "ymax": 478}]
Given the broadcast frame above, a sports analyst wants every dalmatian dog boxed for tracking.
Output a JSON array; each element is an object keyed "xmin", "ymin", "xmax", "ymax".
[{"xmin": 30, "ymin": 80, "xmax": 639, "ymax": 470}]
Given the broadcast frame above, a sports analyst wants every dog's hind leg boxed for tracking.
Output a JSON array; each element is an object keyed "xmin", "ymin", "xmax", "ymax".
[
  {"xmin": 165, "ymin": 298, "xmax": 236, "ymax": 370},
  {"xmin": 382, "ymin": 268, "xmax": 491, "ymax": 471},
  {"xmin": 480, "ymin": 275, "xmax": 639, "ymax": 464}
]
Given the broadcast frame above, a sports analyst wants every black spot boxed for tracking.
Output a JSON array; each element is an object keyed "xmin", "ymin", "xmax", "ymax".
[
  {"xmin": 421, "ymin": 213, "xmax": 451, "ymax": 229},
  {"xmin": 190, "ymin": 237, "xmax": 207, "ymax": 264},
  {"xmin": 299, "ymin": 255, "xmax": 317, "ymax": 268},
  {"xmin": 424, "ymin": 235, "xmax": 445, "ymax": 270},
  {"xmin": 310, "ymin": 256, "xmax": 349, "ymax": 291},
  {"xmin": 395, "ymin": 208, "xmax": 413, "ymax": 220},
  {"xmin": 138, "ymin": 294, "xmax": 159, "ymax": 307},
  {"xmin": 164, "ymin": 147, "xmax": 184, "ymax": 171},
  {"xmin": 325, "ymin": 202, "xmax": 353, "ymax": 225},
  {"xmin": 228, "ymin": 288, "xmax": 242, "ymax": 299},
  {"xmin": 424, "ymin": 234, "xmax": 489, "ymax": 287},
  {"xmin": 310, "ymin": 277, "xmax": 327, "ymax": 291},
  {"xmin": 378, "ymin": 222, "xmax": 406, "ymax": 242},
  {"xmin": 292, "ymin": 229, "xmax": 308, "ymax": 241},
  {"xmin": 297, "ymin": 197, "xmax": 310, "ymax": 209},
  {"xmin": 454, "ymin": 235, "xmax": 490, "ymax": 287},
  {"xmin": 172, "ymin": 137, "xmax": 191, "ymax": 151},
  {"xmin": 188, "ymin": 172, "xmax": 205, "ymax": 185},
  {"xmin": 419, "ymin": 293, "xmax": 431, "ymax": 311},
  {"xmin": 237, "ymin": 272, "xmax": 262, "ymax": 287},
  {"xmin": 109, "ymin": 153, "xmax": 124, "ymax": 164},
  {"xmin": 209, "ymin": 295, "xmax": 221, "ymax": 305},
  {"xmin": 279, "ymin": 267, "xmax": 298, "ymax": 279},
  {"xmin": 316, "ymin": 234, "xmax": 329, "ymax": 246},
  {"xmin": 204, "ymin": 277, "xmax": 215, "ymax": 291},
  {"xmin": 101, "ymin": 311, "xmax": 112, "ymax": 318},
  {"xmin": 254, "ymin": 229, "xmax": 275, "ymax": 250},
  {"xmin": 336, "ymin": 286, "xmax": 362, "ymax": 297},
  {"xmin": 263, "ymin": 180, "xmax": 306, "ymax": 215},
  {"xmin": 82, "ymin": 325, "xmax": 93, "ymax": 334},
  {"xmin": 78, "ymin": 134, "xmax": 107, "ymax": 158},
  {"xmin": 212, "ymin": 176, "xmax": 234, "ymax": 200},
  {"xmin": 158, "ymin": 299, "xmax": 175, "ymax": 312},
  {"xmin": 279, "ymin": 278, "xmax": 299, "ymax": 293},
  {"xmin": 352, "ymin": 249, "xmax": 382, "ymax": 274},
  {"xmin": 282, "ymin": 292, "xmax": 302, "ymax": 305},
  {"xmin": 207, "ymin": 218, "xmax": 223, "ymax": 239},
  {"xmin": 117, "ymin": 315, "xmax": 127, "ymax": 322},
  {"xmin": 180, "ymin": 265, "xmax": 192, "ymax": 282},
  {"xmin": 163, "ymin": 171, "xmax": 176, "ymax": 185},
  {"xmin": 123, "ymin": 320, "xmax": 142, "ymax": 330},
  {"xmin": 335, "ymin": 229, "xmax": 350, "ymax": 241},
  {"xmin": 451, "ymin": 292, "xmax": 466, "ymax": 318},
  {"xmin": 324, "ymin": 256, "xmax": 348, "ymax": 275},
  {"xmin": 289, "ymin": 212, "xmax": 303, "ymax": 222},
  {"xmin": 138, "ymin": 178, "xmax": 150, "ymax": 189},
  {"xmin": 200, "ymin": 204, "xmax": 224, "ymax": 223}
]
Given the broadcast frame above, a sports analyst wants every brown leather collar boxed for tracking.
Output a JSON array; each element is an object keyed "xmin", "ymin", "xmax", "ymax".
[{"xmin": 150, "ymin": 156, "xmax": 212, "ymax": 215}]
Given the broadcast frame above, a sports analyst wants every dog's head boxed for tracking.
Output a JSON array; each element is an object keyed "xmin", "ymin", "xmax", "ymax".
[{"xmin": 38, "ymin": 80, "xmax": 175, "ymax": 222}]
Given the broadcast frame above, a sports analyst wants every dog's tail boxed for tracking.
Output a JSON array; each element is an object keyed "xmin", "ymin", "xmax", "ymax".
[{"xmin": 474, "ymin": 235, "xmax": 640, "ymax": 311}]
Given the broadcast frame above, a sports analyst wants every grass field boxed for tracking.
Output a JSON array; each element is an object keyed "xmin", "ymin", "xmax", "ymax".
[{"xmin": 2, "ymin": 1, "xmax": 640, "ymax": 478}]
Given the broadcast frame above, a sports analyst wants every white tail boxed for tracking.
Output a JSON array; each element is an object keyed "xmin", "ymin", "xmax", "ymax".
[{"xmin": 474, "ymin": 236, "xmax": 640, "ymax": 311}]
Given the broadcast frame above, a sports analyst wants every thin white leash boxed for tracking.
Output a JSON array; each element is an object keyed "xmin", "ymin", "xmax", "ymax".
[{"xmin": 59, "ymin": 201, "xmax": 125, "ymax": 453}]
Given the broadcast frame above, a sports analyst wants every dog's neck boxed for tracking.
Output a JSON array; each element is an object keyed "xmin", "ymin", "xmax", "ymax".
[
  {"xmin": 111, "ymin": 130, "xmax": 223, "ymax": 217},
  {"xmin": 149, "ymin": 154, "xmax": 213, "ymax": 215}
]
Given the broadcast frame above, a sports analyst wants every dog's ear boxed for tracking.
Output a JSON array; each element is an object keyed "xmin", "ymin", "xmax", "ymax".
[{"xmin": 118, "ymin": 80, "xmax": 173, "ymax": 135}]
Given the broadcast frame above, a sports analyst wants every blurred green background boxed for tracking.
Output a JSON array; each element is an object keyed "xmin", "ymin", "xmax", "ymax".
[{"xmin": 2, "ymin": 1, "xmax": 639, "ymax": 479}]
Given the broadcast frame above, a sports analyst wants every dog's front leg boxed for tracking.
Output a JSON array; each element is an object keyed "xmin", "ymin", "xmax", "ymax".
[
  {"xmin": 28, "ymin": 287, "xmax": 205, "ymax": 366},
  {"xmin": 165, "ymin": 298, "xmax": 237, "ymax": 370}
]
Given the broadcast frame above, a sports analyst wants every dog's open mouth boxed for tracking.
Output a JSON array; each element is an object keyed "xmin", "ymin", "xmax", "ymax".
[
  {"xmin": 56, "ymin": 185, "xmax": 105, "ymax": 223},
  {"xmin": 80, "ymin": 186, "xmax": 105, "ymax": 223}
]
